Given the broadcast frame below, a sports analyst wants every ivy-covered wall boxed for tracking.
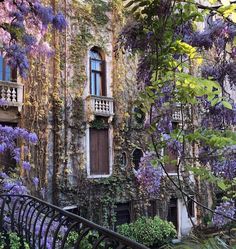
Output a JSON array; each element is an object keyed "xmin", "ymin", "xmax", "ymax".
[{"xmin": 20, "ymin": 0, "xmax": 182, "ymax": 228}]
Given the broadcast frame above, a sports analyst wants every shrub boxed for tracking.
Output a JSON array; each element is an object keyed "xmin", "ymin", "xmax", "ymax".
[{"xmin": 117, "ymin": 216, "xmax": 177, "ymax": 247}]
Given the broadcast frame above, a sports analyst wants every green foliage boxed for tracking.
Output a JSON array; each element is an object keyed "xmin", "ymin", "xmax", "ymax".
[
  {"xmin": 90, "ymin": 117, "xmax": 109, "ymax": 129},
  {"xmin": 65, "ymin": 231, "xmax": 114, "ymax": 249},
  {"xmin": 9, "ymin": 233, "xmax": 21, "ymax": 249},
  {"xmin": 117, "ymin": 216, "xmax": 177, "ymax": 247},
  {"xmin": 0, "ymin": 232, "xmax": 30, "ymax": 249}
]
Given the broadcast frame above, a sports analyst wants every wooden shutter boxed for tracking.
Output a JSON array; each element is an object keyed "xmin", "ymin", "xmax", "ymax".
[
  {"xmin": 90, "ymin": 128, "xmax": 109, "ymax": 175},
  {"xmin": 101, "ymin": 60, "xmax": 106, "ymax": 96},
  {"xmin": 11, "ymin": 67, "xmax": 17, "ymax": 82}
]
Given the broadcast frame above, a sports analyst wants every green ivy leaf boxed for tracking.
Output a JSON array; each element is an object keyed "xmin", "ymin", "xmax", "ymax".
[{"xmin": 222, "ymin": 100, "xmax": 232, "ymax": 110}]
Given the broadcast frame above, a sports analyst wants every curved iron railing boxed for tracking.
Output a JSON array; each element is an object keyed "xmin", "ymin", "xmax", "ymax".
[{"xmin": 0, "ymin": 194, "xmax": 148, "ymax": 249}]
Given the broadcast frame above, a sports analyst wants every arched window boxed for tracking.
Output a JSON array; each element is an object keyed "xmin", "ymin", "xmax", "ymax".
[
  {"xmin": 0, "ymin": 53, "xmax": 17, "ymax": 82},
  {"xmin": 90, "ymin": 48, "xmax": 106, "ymax": 96},
  {"xmin": 132, "ymin": 148, "xmax": 143, "ymax": 170}
]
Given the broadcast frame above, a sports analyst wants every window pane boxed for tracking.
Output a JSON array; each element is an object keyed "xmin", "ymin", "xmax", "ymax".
[
  {"xmin": 0, "ymin": 56, "xmax": 3, "ymax": 81},
  {"xmin": 91, "ymin": 72, "xmax": 96, "ymax": 95},
  {"xmin": 90, "ymin": 50, "xmax": 102, "ymax": 60},
  {"xmin": 5, "ymin": 65, "xmax": 11, "ymax": 81},
  {"xmin": 95, "ymin": 73, "xmax": 101, "ymax": 96},
  {"xmin": 91, "ymin": 60, "xmax": 102, "ymax": 71},
  {"xmin": 187, "ymin": 196, "xmax": 195, "ymax": 217}
]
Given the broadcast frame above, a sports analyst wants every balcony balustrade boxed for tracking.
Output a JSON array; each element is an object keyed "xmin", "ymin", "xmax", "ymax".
[
  {"xmin": 0, "ymin": 194, "xmax": 148, "ymax": 249},
  {"xmin": 172, "ymin": 109, "xmax": 182, "ymax": 122},
  {"xmin": 87, "ymin": 95, "xmax": 114, "ymax": 117},
  {"xmin": 0, "ymin": 81, "xmax": 23, "ymax": 111}
]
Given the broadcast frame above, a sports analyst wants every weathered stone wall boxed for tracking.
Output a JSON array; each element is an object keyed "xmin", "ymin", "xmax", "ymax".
[{"xmin": 18, "ymin": 0, "xmax": 198, "ymax": 233}]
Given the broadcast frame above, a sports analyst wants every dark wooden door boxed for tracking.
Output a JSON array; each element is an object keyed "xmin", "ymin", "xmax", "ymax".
[{"xmin": 90, "ymin": 128, "xmax": 109, "ymax": 175}]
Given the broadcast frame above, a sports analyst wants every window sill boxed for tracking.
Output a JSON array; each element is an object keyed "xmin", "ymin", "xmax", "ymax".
[{"xmin": 87, "ymin": 173, "xmax": 112, "ymax": 179}]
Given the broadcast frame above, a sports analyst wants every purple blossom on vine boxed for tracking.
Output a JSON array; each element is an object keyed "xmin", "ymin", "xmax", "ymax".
[
  {"xmin": 212, "ymin": 200, "xmax": 235, "ymax": 227},
  {"xmin": 135, "ymin": 151, "xmax": 163, "ymax": 195},
  {"xmin": 22, "ymin": 161, "xmax": 31, "ymax": 171}
]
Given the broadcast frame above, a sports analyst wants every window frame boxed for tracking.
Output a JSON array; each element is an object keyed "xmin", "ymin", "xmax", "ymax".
[
  {"xmin": 0, "ymin": 53, "xmax": 17, "ymax": 82},
  {"xmin": 89, "ymin": 48, "xmax": 106, "ymax": 96},
  {"xmin": 86, "ymin": 124, "xmax": 113, "ymax": 178}
]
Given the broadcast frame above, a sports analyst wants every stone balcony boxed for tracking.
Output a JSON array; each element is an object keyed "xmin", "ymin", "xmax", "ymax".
[
  {"xmin": 172, "ymin": 109, "xmax": 182, "ymax": 122},
  {"xmin": 0, "ymin": 80, "xmax": 23, "ymax": 111},
  {"xmin": 86, "ymin": 95, "xmax": 114, "ymax": 117}
]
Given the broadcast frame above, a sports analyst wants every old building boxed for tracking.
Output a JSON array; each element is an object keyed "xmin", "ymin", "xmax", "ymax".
[{"xmin": 0, "ymin": 0, "xmax": 200, "ymax": 237}]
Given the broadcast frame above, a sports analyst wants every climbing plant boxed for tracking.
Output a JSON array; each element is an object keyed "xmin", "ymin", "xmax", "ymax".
[{"xmin": 118, "ymin": 0, "xmax": 236, "ymax": 228}]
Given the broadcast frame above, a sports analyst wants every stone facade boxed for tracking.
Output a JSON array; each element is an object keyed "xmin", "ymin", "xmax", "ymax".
[{"xmin": 0, "ymin": 0, "xmax": 205, "ymax": 237}]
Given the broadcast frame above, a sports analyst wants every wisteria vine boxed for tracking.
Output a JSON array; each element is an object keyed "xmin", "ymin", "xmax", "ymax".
[
  {"xmin": 0, "ymin": 0, "xmax": 67, "ymax": 77},
  {"xmin": 119, "ymin": 0, "xmax": 236, "ymax": 227}
]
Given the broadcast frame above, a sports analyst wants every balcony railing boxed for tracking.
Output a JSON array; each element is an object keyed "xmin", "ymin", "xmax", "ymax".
[
  {"xmin": 0, "ymin": 81, "xmax": 23, "ymax": 111},
  {"xmin": 172, "ymin": 109, "xmax": 182, "ymax": 122},
  {"xmin": 87, "ymin": 95, "xmax": 114, "ymax": 117},
  {"xmin": 0, "ymin": 194, "xmax": 148, "ymax": 249}
]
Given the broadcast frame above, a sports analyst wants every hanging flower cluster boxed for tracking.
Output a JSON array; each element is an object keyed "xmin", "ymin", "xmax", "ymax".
[
  {"xmin": 119, "ymin": 1, "xmax": 236, "ymax": 227},
  {"xmin": 0, "ymin": 124, "xmax": 39, "ymax": 193},
  {"xmin": 135, "ymin": 152, "xmax": 163, "ymax": 195},
  {"xmin": 0, "ymin": 0, "xmax": 67, "ymax": 77},
  {"xmin": 212, "ymin": 200, "xmax": 236, "ymax": 228}
]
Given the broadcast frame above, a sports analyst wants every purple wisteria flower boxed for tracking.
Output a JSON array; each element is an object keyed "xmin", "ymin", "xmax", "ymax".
[
  {"xmin": 53, "ymin": 12, "xmax": 67, "ymax": 31},
  {"xmin": 212, "ymin": 200, "xmax": 235, "ymax": 227},
  {"xmin": 0, "ymin": 99, "xmax": 8, "ymax": 106},
  {"xmin": 135, "ymin": 151, "xmax": 163, "ymax": 194},
  {"xmin": 22, "ymin": 161, "xmax": 31, "ymax": 171},
  {"xmin": 33, "ymin": 177, "xmax": 39, "ymax": 188},
  {"xmin": 29, "ymin": 132, "xmax": 38, "ymax": 144}
]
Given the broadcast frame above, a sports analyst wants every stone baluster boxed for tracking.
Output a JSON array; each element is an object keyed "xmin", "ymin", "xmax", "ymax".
[
  {"xmin": 1, "ymin": 86, "xmax": 6, "ymax": 100},
  {"xmin": 6, "ymin": 87, "xmax": 11, "ymax": 101},
  {"xmin": 12, "ymin": 88, "xmax": 16, "ymax": 102},
  {"xmin": 106, "ymin": 101, "xmax": 109, "ymax": 112}
]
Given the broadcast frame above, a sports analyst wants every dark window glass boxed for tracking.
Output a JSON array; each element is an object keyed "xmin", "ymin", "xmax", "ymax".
[
  {"xmin": 187, "ymin": 196, "xmax": 195, "ymax": 218},
  {"xmin": 90, "ymin": 49, "xmax": 106, "ymax": 96},
  {"xmin": 0, "ymin": 54, "xmax": 17, "ymax": 82},
  {"xmin": 167, "ymin": 198, "xmax": 178, "ymax": 231},
  {"xmin": 132, "ymin": 149, "xmax": 143, "ymax": 170},
  {"xmin": 115, "ymin": 203, "xmax": 131, "ymax": 227},
  {"xmin": 90, "ymin": 128, "xmax": 109, "ymax": 175},
  {"xmin": 148, "ymin": 200, "xmax": 157, "ymax": 218}
]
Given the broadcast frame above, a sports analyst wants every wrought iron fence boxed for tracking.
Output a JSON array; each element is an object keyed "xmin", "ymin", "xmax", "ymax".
[{"xmin": 0, "ymin": 194, "xmax": 149, "ymax": 249}]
